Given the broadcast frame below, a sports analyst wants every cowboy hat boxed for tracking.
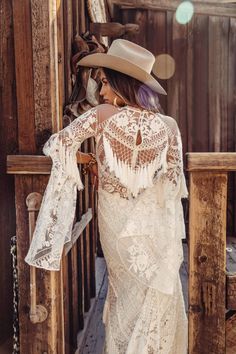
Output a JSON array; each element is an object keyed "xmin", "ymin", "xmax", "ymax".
[{"xmin": 77, "ymin": 39, "xmax": 167, "ymax": 95}]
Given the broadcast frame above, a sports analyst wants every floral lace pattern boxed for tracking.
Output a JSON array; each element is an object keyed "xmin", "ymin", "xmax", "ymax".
[
  {"xmin": 25, "ymin": 104, "xmax": 187, "ymax": 273},
  {"xmin": 98, "ymin": 187, "xmax": 188, "ymax": 354},
  {"xmin": 25, "ymin": 103, "xmax": 188, "ymax": 352}
]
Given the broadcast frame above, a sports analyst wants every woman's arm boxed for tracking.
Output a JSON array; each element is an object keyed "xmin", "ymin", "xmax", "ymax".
[{"xmin": 25, "ymin": 107, "xmax": 98, "ymax": 270}]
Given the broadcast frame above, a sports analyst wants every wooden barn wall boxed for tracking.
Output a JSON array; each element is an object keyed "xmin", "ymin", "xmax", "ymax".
[
  {"xmin": 0, "ymin": 0, "xmax": 17, "ymax": 347},
  {"xmin": 117, "ymin": 3, "xmax": 236, "ymax": 236},
  {"xmin": 0, "ymin": 0, "xmax": 90, "ymax": 351}
]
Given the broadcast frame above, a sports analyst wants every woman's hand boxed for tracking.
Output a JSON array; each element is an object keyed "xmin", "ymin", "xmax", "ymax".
[{"xmin": 77, "ymin": 151, "xmax": 99, "ymax": 190}]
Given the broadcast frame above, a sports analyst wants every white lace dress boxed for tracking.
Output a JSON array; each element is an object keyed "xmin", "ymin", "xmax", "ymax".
[{"xmin": 25, "ymin": 104, "xmax": 188, "ymax": 354}]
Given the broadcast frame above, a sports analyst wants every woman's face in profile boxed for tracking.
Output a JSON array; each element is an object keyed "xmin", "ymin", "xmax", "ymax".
[{"xmin": 99, "ymin": 69, "xmax": 117, "ymax": 105}]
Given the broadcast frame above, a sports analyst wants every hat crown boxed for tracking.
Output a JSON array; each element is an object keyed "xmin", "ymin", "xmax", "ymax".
[{"xmin": 107, "ymin": 39, "xmax": 155, "ymax": 74}]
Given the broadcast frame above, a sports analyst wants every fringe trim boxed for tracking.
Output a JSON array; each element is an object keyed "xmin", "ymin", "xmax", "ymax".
[{"xmin": 103, "ymin": 135, "xmax": 168, "ymax": 197}]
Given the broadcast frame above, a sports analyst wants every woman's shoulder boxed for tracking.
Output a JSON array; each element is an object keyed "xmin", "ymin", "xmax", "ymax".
[{"xmin": 157, "ymin": 113, "xmax": 179, "ymax": 134}]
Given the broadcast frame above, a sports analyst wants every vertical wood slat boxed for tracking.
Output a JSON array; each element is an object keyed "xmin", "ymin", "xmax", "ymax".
[
  {"xmin": 172, "ymin": 14, "xmax": 188, "ymax": 160},
  {"xmin": 12, "ymin": 0, "xmax": 36, "ymax": 153},
  {"xmin": 147, "ymin": 10, "xmax": 167, "ymax": 113},
  {"xmin": 228, "ymin": 18, "xmax": 236, "ymax": 236},
  {"xmin": 122, "ymin": 8, "xmax": 148, "ymax": 46},
  {"xmin": 62, "ymin": 256, "xmax": 70, "ymax": 354},
  {"xmin": 63, "ymin": 0, "xmax": 73, "ymax": 103},
  {"xmin": 31, "ymin": 0, "xmax": 53, "ymax": 144},
  {"xmin": 57, "ymin": 0, "xmax": 65, "ymax": 131},
  {"xmin": 209, "ymin": 16, "xmax": 225, "ymax": 152},
  {"xmin": 193, "ymin": 15, "xmax": 209, "ymax": 153},
  {"xmin": 188, "ymin": 172, "xmax": 227, "ymax": 354},
  {"xmin": 186, "ymin": 17, "xmax": 193, "ymax": 153},
  {"xmin": 71, "ymin": 243, "xmax": 79, "ymax": 348},
  {"xmin": 89, "ymin": 139, "xmax": 96, "ymax": 298},
  {"xmin": 0, "ymin": 0, "xmax": 18, "ymax": 345},
  {"xmin": 83, "ymin": 140, "xmax": 91, "ymax": 312}
]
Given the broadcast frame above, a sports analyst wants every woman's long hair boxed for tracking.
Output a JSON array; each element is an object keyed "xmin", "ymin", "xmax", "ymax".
[{"xmin": 103, "ymin": 68, "xmax": 161, "ymax": 113}]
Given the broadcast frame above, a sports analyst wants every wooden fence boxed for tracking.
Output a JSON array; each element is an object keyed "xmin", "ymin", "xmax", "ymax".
[
  {"xmin": 7, "ymin": 149, "xmax": 97, "ymax": 353},
  {"xmin": 1, "ymin": 0, "xmax": 91, "ymax": 349}
]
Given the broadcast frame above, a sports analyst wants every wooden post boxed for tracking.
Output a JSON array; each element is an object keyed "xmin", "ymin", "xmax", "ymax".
[{"xmin": 187, "ymin": 152, "xmax": 236, "ymax": 354}]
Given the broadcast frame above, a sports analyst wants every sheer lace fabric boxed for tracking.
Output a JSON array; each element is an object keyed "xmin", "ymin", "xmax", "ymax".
[
  {"xmin": 99, "ymin": 188, "xmax": 188, "ymax": 354},
  {"xmin": 25, "ymin": 104, "xmax": 187, "ymax": 270},
  {"xmin": 25, "ymin": 103, "xmax": 188, "ymax": 352}
]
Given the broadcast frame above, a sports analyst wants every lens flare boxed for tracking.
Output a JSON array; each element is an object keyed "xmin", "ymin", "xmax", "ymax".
[
  {"xmin": 152, "ymin": 54, "xmax": 175, "ymax": 80},
  {"xmin": 175, "ymin": 1, "xmax": 194, "ymax": 25}
]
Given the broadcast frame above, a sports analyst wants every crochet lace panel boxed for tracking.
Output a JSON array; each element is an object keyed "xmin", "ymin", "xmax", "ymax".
[{"xmin": 25, "ymin": 104, "xmax": 187, "ymax": 271}]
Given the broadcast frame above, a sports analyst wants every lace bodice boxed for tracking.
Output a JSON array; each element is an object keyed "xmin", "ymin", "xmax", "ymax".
[{"xmin": 25, "ymin": 104, "xmax": 187, "ymax": 270}]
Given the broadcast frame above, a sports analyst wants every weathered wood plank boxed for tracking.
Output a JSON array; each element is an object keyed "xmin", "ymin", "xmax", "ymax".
[
  {"xmin": 189, "ymin": 172, "xmax": 227, "ymax": 354},
  {"xmin": 187, "ymin": 153, "xmax": 236, "ymax": 171},
  {"xmin": 0, "ymin": 0, "xmax": 18, "ymax": 346},
  {"xmin": 186, "ymin": 18, "xmax": 194, "ymax": 152},
  {"xmin": 31, "ymin": 0, "xmax": 54, "ymax": 145},
  {"xmin": 57, "ymin": 0, "xmax": 65, "ymax": 131},
  {"xmin": 83, "ymin": 140, "xmax": 91, "ymax": 312},
  {"xmin": 63, "ymin": 0, "xmax": 73, "ymax": 103},
  {"xmin": 226, "ymin": 273, "xmax": 236, "ymax": 310},
  {"xmin": 90, "ymin": 22, "xmax": 139, "ymax": 37},
  {"xmin": 12, "ymin": 0, "xmax": 36, "ymax": 153},
  {"xmin": 226, "ymin": 313, "xmax": 236, "ymax": 354},
  {"xmin": 208, "ymin": 16, "xmax": 228, "ymax": 152},
  {"xmin": 192, "ymin": 15, "xmax": 209, "ymax": 152},
  {"xmin": 172, "ymin": 12, "xmax": 188, "ymax": 160},
  {"xmin": 147, "ymin": 10, "xmax": 167, "ymax": 113},
  {"xmin": 112, "ymin": 0, "xmax": 236, "ymax": 17},
  {"xmin": 7, "ymin": 153, "xmax": 87, "ymax": 174},
  {"xmin": 62, "ymin": 256, "xmax": 71, "ymax": 354},
  {"xmin": 122, "ymin": 8, "xmax": 147, "ymax": 46}
]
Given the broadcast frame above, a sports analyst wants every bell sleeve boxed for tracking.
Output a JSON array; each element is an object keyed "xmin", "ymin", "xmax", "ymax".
[
  {"xmin": 165, "ymin": 121, "xmax": 188, "ymax": 199},
  {"xmin": 25, "ymin": 107, "xmax": 97, "ymax": 271}
]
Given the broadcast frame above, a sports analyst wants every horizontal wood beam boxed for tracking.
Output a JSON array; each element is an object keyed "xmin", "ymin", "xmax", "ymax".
[
  {"xmin": 187, "ymin": 153, "xmax": 236, "ymax": 171},
  {"xmin": 112, "ymin": 0, "xmax": 236, "ymax": 18},
  {"xmin": 90, "ymin": 22, "xmax": 139, "ymax": 37},
  {"xmin": 7, "ymin": 155, "xmax": 52, "ymax": 174},
  {"xmin": 7, "ymin": 154, "xmax": 83, "ymax": 174}
]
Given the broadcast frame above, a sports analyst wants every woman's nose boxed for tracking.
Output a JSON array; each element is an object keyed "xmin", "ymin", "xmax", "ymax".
[{"xmin": 100, "ymin": 85, "xmax": 105, "ymax": 97}]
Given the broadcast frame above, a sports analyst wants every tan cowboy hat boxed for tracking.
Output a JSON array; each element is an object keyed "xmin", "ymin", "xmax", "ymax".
[{"xmin": 77, "ymin": 39, "xmax": 167, "ymax": 95}]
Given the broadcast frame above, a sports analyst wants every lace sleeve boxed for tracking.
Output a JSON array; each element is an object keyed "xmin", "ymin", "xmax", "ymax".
[
  {"xmin": 161, "ymin": 120, "xmax": 188, "ymax": 200},
  {"xmin": 25, "ymin": 107, "xmax": 97, "ymax": 271}
]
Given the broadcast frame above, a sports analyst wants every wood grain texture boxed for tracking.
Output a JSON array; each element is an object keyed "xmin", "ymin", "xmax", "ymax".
[
  {"xmin": 12, "ymin": 0, "xmax": 36, "ymax": 153},
  {"xmin": 209, "ymin": 16, "xmax": 228, "ymax": 152},
  {"xmin": 192, "ymin": 15, "xmax": 209, "ymax": 152},
  {"xmin": 57, "ymin": 0, "xmax": 65, "ymax": 131},
  {"xmin": 147, "ymin": 10, "xmax": 167, "ymax": 113},
  {"xmin": 0, "ymin": 0, "xmax": 18, "ymax": 346},
  {"xmin": 122, "ymin": 8, "xmax": 147, "ymax": 46},
  {"xmin": 187, "ymin": 153, "xmax": 236, "ymax": 171},
  {"xmin": 226, "ymin": 274, "xmax": 236, "ymax": 310},
  {"xmin": 189, "ymin": 172, "xmax": 227, "ymax": 354},
  {"xmin": 63, "ymin": 0, "xmax": 73, "ymax": 103},
  {"xmin": 31, "ymin": 0, "xmax": 53, "ymax": 142},
  {"xmin": 112, "ymin": 0, "xmax": 236, "ymax": 17},
  {"xmin": 7, "ymin": 153, "xmax": 88, "ymax": 174},
  {"xmin": 226, "ymin": 313, "xmax": 236, "ymax": 353}
]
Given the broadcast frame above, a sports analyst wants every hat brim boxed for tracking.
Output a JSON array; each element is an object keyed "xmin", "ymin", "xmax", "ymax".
[{"xmin": 77, "ymin": 53, "xmax": 167, "ymax": 95}]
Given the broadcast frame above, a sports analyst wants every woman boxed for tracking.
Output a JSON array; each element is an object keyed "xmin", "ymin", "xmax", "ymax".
[{"xmin": 25, "ymin": 39, "xmax": 188, "ymax": 353}]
